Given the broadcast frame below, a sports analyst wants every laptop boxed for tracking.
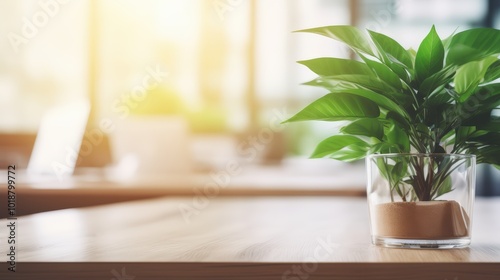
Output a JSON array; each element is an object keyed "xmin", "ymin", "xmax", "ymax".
[{"xmin": 27, "ymin": 99, "xmax": 90, "ymax": 182}]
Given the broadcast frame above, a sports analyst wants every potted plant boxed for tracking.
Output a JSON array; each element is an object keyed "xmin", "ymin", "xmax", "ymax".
[
  {"xmin": 285, "ymin": 25, "xmax": 500, "ymax": 248},
  {"xmin": 112, "ymin": 86, "xmax": 191, "ymax": 175}
]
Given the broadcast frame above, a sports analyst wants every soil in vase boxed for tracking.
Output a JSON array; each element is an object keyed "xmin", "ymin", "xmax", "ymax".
[{"xmin": 372, "ymin": 200, "xmax": 470, "ymax": 240}]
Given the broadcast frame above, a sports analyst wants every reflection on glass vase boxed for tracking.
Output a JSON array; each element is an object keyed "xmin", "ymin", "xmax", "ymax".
[{"xmin": 366, "ymin": 154, "xmax": 476, "ymax": 249}]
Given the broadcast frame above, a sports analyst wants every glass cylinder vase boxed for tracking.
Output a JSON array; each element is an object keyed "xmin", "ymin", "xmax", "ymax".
[{"xmin": 366, "ymin": 153, "xmax": 476, "ymax": 249}]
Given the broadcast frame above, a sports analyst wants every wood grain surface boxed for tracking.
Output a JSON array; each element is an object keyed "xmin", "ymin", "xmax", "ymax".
[{"xmin": 1, "ymin": 197, "xmax": 500, "ymax": 279}]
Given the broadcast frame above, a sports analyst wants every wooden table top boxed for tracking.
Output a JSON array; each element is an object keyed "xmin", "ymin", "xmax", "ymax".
[{"xmin": 2, "ymin": 196, "xmax": 500, "ymax": 279}]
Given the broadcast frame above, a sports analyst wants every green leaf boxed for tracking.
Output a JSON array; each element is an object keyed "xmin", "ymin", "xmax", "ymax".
[
  {"xmin": 369, "ymin": 142, "xmax": 402, "ymax": 154},
  {"xmin": 424, "ymin": 90, "xmax": 454, "ymax": 108},
  {"xmin": 447, "ymin": 28, "xmax": 500, "ymax": 65},
  {"xmin": 302, "ymin": 77, "xmax": 348, "ymax": 90},
  {"xmin": 340, "ymin": 118, "xmax": 384, "ymax": 140},
  {"xmin": 469, "ymin": 131, "xmax": 500, "ymax": 145},
  {"xmin": 297, "ymin": 58, "xmax": 373, "ymax": 76},
  {"xmin": 306, "ymin": 75, "xmax": 398, "ymax": 96},
  {"xmin": 419, "ymin": 66, "xmax": 456, "ymax": 100},
  {"xmin": 455, "ymin": 126, "xmax": 476, "ymax": 144},
  {"xmin": 385, "ymin": 123, "xmax": 410, "ymax": 152},
  {"xmin": 297, "ymin": 25, "xmax": 374, "ymax": 56},
  {"xmin": 473, "ymin": 145, "xmax": 500, "ymax": 165},
  {"xmin": 461, "ymin": 112, "xmax": 491, "ymax": 127},
  {"xmin": 374, "ymin": 156, "xmax": 391, "ymax": 182},
  {"xmin": 415, "ymin": 26, "xmax": 444, "ymax": 82},
  {"xmin": 388, "ymin": 61, "xmax": 412, "ymax": 84},
  {"xmin": 283, "ymin": 92, "xmax": 380, "ymax": 123},
  {"xmin": 373, "ymin": 156, "xmax": 409, "ymax": 201},
  {"xmin": 368, "ymin": 30, "xmax": 413, "ymax": 69},
  {"xmin": 459, "ymin": 84, "xmax": 500, "ymax": 119},
  {"xmin": 414, "ymin": 123, "xmax": 432, "ymax": 150},
  {"xmin": 359, "ymin": 54, "xmax": 402, "ymax": 89},
  {"xmin": 391, "ymin": 161, "xmax": 408, "ymax": 182},
  {"xmin": 339, "ymin": 88, "xmax": 410, "ymax": 119},
  {"xmin": 483, "ymin": 60, "xmax": 500, "ymax": 83},
  {"xmin": 311, "ymin": 135, "xmax": 370, "ymax": 161},
  {"xmin": 477, "ymin": 116, "xmax": 500, "ymax": 131},
  {"xmin": 386, "ymin": 111, "xmax": 410, "ymax": 130},
  {"xmin": 454, "ymin": 56, "xmax": 498, "ymax": 102}
]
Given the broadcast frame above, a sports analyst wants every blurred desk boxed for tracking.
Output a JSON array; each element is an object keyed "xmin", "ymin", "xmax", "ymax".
[
  {"xmin": 0, "ymin": 197, "xmax": 499, "ymax": 279},
  {"xmin": 0, "ymin": 159, "xmax": 366, "ymax": 216}
]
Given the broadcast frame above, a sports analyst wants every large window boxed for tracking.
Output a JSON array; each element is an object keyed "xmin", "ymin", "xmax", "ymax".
[
  {"xmin": 0, "ymin": 0, "xmax": 87, "ymax": 132},
  {"xmin": 0, "ymin": 0, "xmax": 497, "ymax": 156}
]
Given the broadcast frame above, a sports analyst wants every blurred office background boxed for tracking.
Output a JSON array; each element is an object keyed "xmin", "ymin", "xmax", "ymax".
[{"xmin": 0, "ymin": 0, "xmax": 499, "ymax": 196}]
